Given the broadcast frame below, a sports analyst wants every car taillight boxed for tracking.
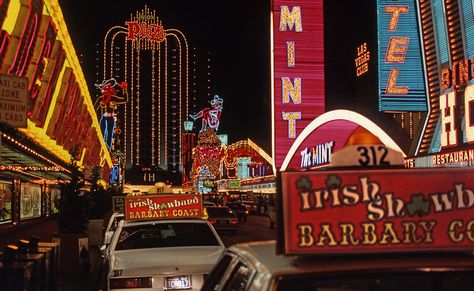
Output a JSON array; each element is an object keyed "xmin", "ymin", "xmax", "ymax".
[
  {"xmin": 110, "ymin": 277, "xmax": 152, "ymax": 289},
  {"xmin": 230, "ymin": 219, "xmax": 238, "ymax": 225},
  {"xmin": 209, "ymin": 219, "xmax": 216, "ymax": 224}
]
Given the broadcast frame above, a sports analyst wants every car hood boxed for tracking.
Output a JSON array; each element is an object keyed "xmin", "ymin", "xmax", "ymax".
[{"xmin": 111, "ymin": 246, "xmax": 224, "ymax": 275}]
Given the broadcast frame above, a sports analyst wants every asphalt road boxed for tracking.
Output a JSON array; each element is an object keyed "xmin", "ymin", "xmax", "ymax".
[{"xmin": 217, "ymin": 214, "xmax": 277, "ymax": 247}]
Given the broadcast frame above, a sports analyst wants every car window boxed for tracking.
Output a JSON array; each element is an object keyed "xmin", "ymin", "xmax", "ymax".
[
  {"xmin": 201, "ymin": 254, "xmax": 234, "ymax": 291},
  {"xmin": 275, "ymin": 271, "xmax": 474, "ymax": 291},
  {"xmin": 207, "ymin": 207, "xmax": 234, "ymax": 217},
  {"xmin": 223, "ymin": 261, "xmax": 253, "ymax": 291},
  {"xmin": 115, "ymin": 222, "xmax": 220, "ymax": 250}
]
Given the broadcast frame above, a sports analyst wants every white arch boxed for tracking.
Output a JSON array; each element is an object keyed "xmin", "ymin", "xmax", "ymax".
[{"xmin": 279, "ymin": 110, "xmax": 406, "ymax": 172}]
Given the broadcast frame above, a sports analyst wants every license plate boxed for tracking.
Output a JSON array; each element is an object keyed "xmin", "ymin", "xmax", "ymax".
[{"xmin": 165, "ymin": 275, "xmax": 191, "ymax": 290}]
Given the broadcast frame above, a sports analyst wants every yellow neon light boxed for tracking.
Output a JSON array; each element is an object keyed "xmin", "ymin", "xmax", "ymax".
[
  {"xmin": 42, "ymin": 0, "xmax": 112, "ymax": 167},
  {"xmin": 3, "ymin": 0, "xmax": 21, "ymax": 35}
]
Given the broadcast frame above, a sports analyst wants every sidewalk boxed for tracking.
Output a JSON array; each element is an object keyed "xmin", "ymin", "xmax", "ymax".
[{"xmin": 0, "ymin": 217, "xmax": 103, "ymax": 291}]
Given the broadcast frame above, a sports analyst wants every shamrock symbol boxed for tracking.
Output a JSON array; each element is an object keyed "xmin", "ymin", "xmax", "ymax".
[
  {"xmin": 406, "ymin": 194, "xmax": 430, "ymax": 217},
  {"xmin": 325, "ymin": 175, "xmax": 341, "ymax": 189},
  {"xmin": 160, "ymin": 203, "xmax": 168, "ymax": 209},
  {"xmin": 296, "ymin": 176, "xmax": 312, "ymax": 191}
]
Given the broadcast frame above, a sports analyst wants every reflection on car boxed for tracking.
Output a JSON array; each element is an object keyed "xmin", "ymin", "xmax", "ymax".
[
  {"xmin": 105, "ymin": 218, "xmax": 225, "ymax": 290},
  {"xmin": 205, "ymin": 206, "xmax": 239, "ymax": 234},
  {"xmin": 202, "ymin": 240, "xmax": 474, "ymax": 291},
  {"xmin": 103, "ymin": 212, "xmax": 124, "ymax": 246},
  {"xmin": 227, "ymin": 202, "xmax": 249, "ymax": 221},
  {"xmin": 203, "ymin": 200, "xmax": 217, "ymax": 207}
]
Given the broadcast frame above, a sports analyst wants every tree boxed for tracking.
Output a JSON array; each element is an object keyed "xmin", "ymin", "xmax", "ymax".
[
  {"xmin": 88, "ymin": 166, "xmax": 110, "ymax": 219},
  {"xmin": 57, "ymin": 151, "xmax": 90, "ymax": 234}
]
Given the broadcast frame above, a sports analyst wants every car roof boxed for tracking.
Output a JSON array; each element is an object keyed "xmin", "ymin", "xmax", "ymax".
[
  {"xmin": 228, "ymin": 240, "xmax": 474, "ymax": 276},
  {"xmin": 206, "ymin": 205, "xmax": 229, "ymax": 208}
]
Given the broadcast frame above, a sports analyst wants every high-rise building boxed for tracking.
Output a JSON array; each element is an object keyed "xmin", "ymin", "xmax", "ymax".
[{"xmin": 96, "ymin": 6, "xmax": 212, "ymax": 184}]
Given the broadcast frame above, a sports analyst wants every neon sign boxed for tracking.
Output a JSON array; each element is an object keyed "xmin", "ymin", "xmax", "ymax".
[
  {"xmin": 125, "ymin": 21, "xmax": 166, "ymax": 42},
  {"xmin": 94, "ymin": 78, "xmax": 128, "ymax": 149},
  {"xmin": 300, "ymin": 141, "xmax": 334, "ymax": 168},
  {"xmin": 281, "ymin": 168, "xmax": 474, "ymax": 255},
  {"xmin": 272, "ymin": 1, "xmax": 325, "ymax": 169},
  {"xmin": 438, "ymin": 59, "xmax": 474, "ymax": 149},
  {"xmin": 377, "ymin": 0, "xmax": 427, "ymax": 111},
  {"xmin": 189, "ymin": 95, "xmax": 223, "ymax": 132},
  {"xmin": 355, "ymin": 43, "xmax": 370, "ymax": 77}
]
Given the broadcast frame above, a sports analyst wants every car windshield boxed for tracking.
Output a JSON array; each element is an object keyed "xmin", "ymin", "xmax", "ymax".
[
  {"xmin": 206, "ymin": 207, "xmax": 234, "ymax": 217},
  {"xmin": 115, "ymin": 221, "xmax": 220, "ymax": 250},
  {"xmin": 276, "ymin": 271, "xmax": 474, "ymax": 291}
]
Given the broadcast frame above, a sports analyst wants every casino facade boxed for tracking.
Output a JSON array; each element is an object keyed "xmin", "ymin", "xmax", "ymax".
[
  {"xmin": 0, "ymin": 0, "xmax": 111, "ymax": 231},
  {"xmin": 273, "ymin": 0, "xmax": 474, "ymax": 171}
]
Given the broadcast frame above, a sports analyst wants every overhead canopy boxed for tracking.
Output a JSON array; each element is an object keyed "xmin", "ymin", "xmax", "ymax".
[{"xmin": 0, "ymin": 128, "xmax": 73, "ymax": 182}]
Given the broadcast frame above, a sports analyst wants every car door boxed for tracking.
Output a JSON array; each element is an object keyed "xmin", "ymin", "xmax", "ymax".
[{"xmin": 201, "ymin": 252, "xmax": 256, "ymax": 291}]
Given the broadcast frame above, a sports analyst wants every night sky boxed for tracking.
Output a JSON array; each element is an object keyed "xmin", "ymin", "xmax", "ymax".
[{"xmin": 58, "ymin": 0, "xmax": 272, "ymax": 154}]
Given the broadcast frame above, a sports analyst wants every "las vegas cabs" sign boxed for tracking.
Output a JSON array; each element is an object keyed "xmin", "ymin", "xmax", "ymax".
[{"xmin": 280, "ymin": 168, "xmax": 474, "ymax": 255}]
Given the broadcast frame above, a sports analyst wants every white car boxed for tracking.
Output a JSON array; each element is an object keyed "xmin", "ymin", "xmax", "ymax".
[
  {"xmin": 103, "ymin": 212, "xmax": 125, "ymax": 246},
  {"xmin": 202, "ymin": 240, "xmax": 474, "ymax": 291},
  {"xmin": 105, "ymin": 218, "xmax": 225, "ymax": 290}
]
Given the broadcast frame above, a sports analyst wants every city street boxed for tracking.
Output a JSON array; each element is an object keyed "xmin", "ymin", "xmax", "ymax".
[{"xmin": 218, "ymin": 214, "xmax": 277, "ymax": 247}]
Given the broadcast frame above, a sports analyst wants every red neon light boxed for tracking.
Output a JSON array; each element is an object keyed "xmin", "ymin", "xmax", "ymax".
[{"xmin": 125, "ymin": 21, "xmax": 165, "ymax": 42}]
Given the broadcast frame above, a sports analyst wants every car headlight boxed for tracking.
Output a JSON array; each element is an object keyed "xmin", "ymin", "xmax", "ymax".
[{"xmin": 110, "ymin": 277, "xmax": 152, "ymax": 289}]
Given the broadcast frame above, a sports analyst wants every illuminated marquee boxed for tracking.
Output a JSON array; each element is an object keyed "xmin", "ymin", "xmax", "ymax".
[
  {"xmin": 438, "ymin": 60, "xmax": 474, "ymax": 148},
  {"xmin": 272, "ymin": 1, "xmax": 325, "ymax": 170},
  {"xmin": 377, "ymin": 0, "xmax": 427, "ymax": 111}
]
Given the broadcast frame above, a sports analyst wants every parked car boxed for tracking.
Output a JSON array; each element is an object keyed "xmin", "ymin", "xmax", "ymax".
[
  {"xmin": 202, "ymin": 240, "xmax": 474, "ymax": 291},
  {"xmin": 104, "ymin": 218, "xmax": 225, "ymax": 290},
  {"xmin": 227, "ymin": 202, "xmax": 249, "ymax": 221},
  {"xmin": 205, "ymin": 206, "xmax": 239, "ymax": 234},
  {"xmin": 203, "ymin": 200, "xmax": 217, "ymax": 207},
  {"xmin": 241, "ymin": 200, "xmax": 257, "ymax": 214},
  {"xmin": 102, "ymin": 212, "xmax": 124, "ymax": 246}
]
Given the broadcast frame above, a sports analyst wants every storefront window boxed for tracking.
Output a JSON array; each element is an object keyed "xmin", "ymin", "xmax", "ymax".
[
  {"xmin": 0, "ymin": 181, "xmax": 13, "ymax": 224},
  {"xmin": 20, "ymin": 183, "xmax": 42, "ymax": 220}
]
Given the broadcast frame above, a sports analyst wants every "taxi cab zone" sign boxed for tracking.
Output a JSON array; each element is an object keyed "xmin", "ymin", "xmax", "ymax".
[{"xmin": 0, "ymin": 74, "xmax": 28, "ymax": 128}]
